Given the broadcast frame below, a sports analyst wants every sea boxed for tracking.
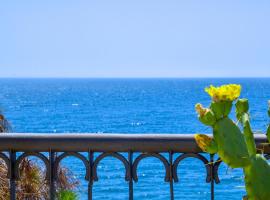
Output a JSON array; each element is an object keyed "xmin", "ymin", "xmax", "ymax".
[{"xmin": 0, "ymin": 78, "xmax": 270, "ymax": 200}]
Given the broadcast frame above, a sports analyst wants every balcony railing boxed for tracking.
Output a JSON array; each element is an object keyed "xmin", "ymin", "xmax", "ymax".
[{"xmin": 0, "ymin": 133, "xmax": 269, "ymax": 200}]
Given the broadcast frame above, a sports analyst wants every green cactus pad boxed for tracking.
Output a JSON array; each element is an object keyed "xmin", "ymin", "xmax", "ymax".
[
  {"xmin": 210, "ymin": 101, "xmax": 232, "ymax": 119},
  {"xmin": 244, "ymin": 155, "xmax": 270, "ymax": 200},
  {"xmin": 214, "ymin": 117, "xmax": 250, "ymax": 168}
]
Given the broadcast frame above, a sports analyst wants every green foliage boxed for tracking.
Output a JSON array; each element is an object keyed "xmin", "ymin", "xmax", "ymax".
[
  {"xmin": 199, "ymin": 109, "xmax": 216, "ymax": 126},
  {"xmin": 213, "ymin": 117, "xmax": 250, "ymax": 168},
  {"xmin": 210, "ymin": 101, "xmax": 232, "ymax": 119},
  {"xmin": 57, "ymin": 190, "xmax": 78, "ymax": 200},
  {"xmin": 235, "ymin": 98, "xmax": 249, "ymax": 121},
  {"xmin": 244, "ymin": 155, "xmax": 270, "ymax": 200},
  {"xmin": 195, "ymin": 84, "xmax": 270, "ymax": 199}
]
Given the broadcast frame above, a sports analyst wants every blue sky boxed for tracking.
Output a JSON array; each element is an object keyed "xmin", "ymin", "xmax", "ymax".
[{"xmin": 0, "ymin": 0, "xmax": 269, "ymax": 78}]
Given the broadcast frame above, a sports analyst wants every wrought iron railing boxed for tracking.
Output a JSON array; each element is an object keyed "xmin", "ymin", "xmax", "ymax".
[{"xmin": 0, "ymin": 133, "xmax": 269, "ymax": 200}]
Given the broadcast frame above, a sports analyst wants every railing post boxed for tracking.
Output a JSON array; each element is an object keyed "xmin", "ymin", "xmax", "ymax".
[
  {"xmin": 210, "ymin": 154, "xmax": 214, "ymax": 200},
  {"xmin": 88, "ymin": 150, "xmax": 94, "ymax": 200},
  {"xmin": 9, "ymin": 150, "xmax": 16, "ymax": 200},
  {"xmin": 169, "ymin": 151, "xmax": 174, "ymax": 200},
  {"xmin": 49, "ymin": 150, "xmax": 55, "ymax": 200},
  {"xmin": 128, "ymin": 151, "xmax": 133, "ymax": 200}
]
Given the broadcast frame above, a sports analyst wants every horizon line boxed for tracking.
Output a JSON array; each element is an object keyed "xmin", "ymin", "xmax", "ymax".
[{"xmin": 0, "ymin": 77, "xmax": 270, "ymax": 79}]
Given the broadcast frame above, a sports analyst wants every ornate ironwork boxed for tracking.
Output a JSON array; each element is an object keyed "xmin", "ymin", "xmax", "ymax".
[
  {"xmin": 54, "ymin": 152, "xmax": 90, "ymax": 180},
  {"xmin": 0, "ymin": 133, "xmax": 269, "ymax": 200},
  {"xmin": 93, "ymin": 152, "xmax": 130, "ymax": 181},
  {"xmin": 172, "ymin": 153, "xmax": 211, "ymax": 183},
  {"xmin": 132, "ymin": 153, "xmax": 170, "ymax": 182}
]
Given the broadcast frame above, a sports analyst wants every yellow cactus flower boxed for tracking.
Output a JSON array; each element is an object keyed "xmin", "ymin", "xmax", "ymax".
[{"xmin": 205, "ymin": 84, "xmax": 241, "ymax": 102}]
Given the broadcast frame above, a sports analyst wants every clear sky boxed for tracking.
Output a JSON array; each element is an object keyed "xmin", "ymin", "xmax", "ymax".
[{"xmin": 0, "ymin": 0, "xmax": 269, "ymax": 78}]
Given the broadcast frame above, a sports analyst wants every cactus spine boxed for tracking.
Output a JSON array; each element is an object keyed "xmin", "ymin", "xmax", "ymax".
[{"xmin": 195, "ymin": 84, "xmax": 270, "ymax": 199}]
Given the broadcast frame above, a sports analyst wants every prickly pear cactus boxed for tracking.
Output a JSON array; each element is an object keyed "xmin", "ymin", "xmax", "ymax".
[{"xmin": 194, "ymin": 84, "xmax": 270, "ymax": 200}]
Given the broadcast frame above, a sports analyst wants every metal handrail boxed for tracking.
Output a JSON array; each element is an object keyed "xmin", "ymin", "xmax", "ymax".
[{"xmin": 0, "ymin": 133, "xmax": 269, "ymax": 152}]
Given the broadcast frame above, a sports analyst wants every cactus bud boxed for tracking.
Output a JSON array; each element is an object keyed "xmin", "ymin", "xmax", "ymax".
[
  {"xmin": 236, "ymin": 99, "xmax": 249, "ymax": 114},
  {"xmin": 195, "ymin": 103, "xmax": 216, "ymax": 126}
]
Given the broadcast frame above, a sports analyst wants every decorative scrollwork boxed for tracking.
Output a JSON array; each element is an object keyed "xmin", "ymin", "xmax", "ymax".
[
  {"xmin": 0, "ymin": 152, "xmax": 10, "ymax": 178},
  {"xmin": 15, "ymin": 152, "xmax": 50, "ymax": 181},
  {"xmin": 93, "ymin": 152, "xmax": 130, "ymax": 182},
  {"xmin": 172, "ymin": 153, "xmax": 211, "ymax": 183},
  {"xmin": 132, "ymin": 153, "xmax": 170, "ymax": 182},
  {"xmin": 54, "ymin": 152, "xmax": 90, "ymax": 180}
]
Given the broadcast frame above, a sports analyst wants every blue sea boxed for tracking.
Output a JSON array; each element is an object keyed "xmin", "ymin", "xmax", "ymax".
[{"xmin": 1, "ymin": 78, "xmax": 270, "ymax": 200}]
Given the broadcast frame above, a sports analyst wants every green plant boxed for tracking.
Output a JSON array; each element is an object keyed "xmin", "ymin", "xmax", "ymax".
[
  {"xmin": 57, "ymin": 190, "xmax": 78, "ymax": 200},
  {"xmin": 0, "ymin": 111, "xmax": 78, "ymax": 199},
  {"xmin": 195, "ymin": 84, "xmax": 270, "ymax": 200}
]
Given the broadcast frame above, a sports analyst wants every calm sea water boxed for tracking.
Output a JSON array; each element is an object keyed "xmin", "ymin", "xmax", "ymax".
[{"xmin": 0, "ymin": 78, "xmax": 270, "ymax": 200}]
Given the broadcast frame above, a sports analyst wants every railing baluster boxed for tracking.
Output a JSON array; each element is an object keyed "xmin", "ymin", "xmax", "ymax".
[
  {"xmin": 49, "ymin": 150, "xmax": 55, "ymax": 200},
  {"xmin": 128, "ymin": 151, "xmax": 133, "ymax": 200},
  {"xmin": 9, "ymin": 150, "xmax": 16, "ymax": 200},
  {"xmin": 210, "ymin": 154, "xmax": 214, "ymax": 200},
  {"xmin": 169, "ymin": 151, "xmax": 174, "ymax": 200},
  {"xmin": 88, "ymin": 150, "xmax": 94, "ymax": 200}
]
